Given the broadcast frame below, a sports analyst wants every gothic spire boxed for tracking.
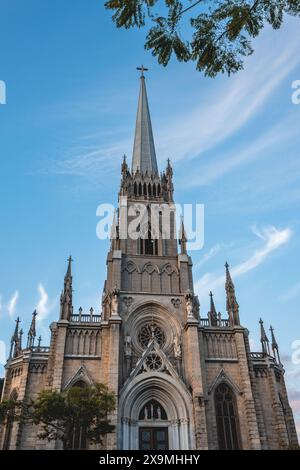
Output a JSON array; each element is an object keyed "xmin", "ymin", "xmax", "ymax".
[
  {"xmin": 66, "ymin": 255, "xmax": 72, "ymax": 277},
  {"xmin": 179, "ymin": 216, "xmax": 187, "ymax": 255},
  {"xmin": 225, "ymin": 262, "xmax": 240, "ymax": 325},
  {"xmin": 270, "ymin": 325, "xmax": 281, "ymax": 364},
  {"xmin": 208, "ymin": 291, "xmax": 218, "ymax": 326},
  {"xmin": 165, "ymin": 158, "xmax": 174, "ymax": 201},
  {"xmin": 27, "ymin": 309, "xmax": 37, "ymax": 349},
  {"xmin": 19, "ymin": 329, "xmax": 23, "ymax": 351},
  {"xmin": 132, "ymin": 67, "xmax": 158, "ymax": 175},
  {"xmin": 259, "ymin": 318, "xmax": 270, "ymax": 355},
  {"xmin": 60, "ymin": 256, "xmax": 73, "ymax": 320},
  {"xmin": 9, "ymin": 317, "xmax": 20, "ymax": 359}
]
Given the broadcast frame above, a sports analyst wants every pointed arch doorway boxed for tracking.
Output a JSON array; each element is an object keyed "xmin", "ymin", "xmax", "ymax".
[
  {"xmin": 118, "ymin": 373, "xmax": 195, "ymax": 450},
  {"xmin": 138, "ymin": 399, "xmax": 169, "ymax": 450}
]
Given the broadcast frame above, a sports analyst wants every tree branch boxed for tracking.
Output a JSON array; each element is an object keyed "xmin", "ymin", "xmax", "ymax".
[
  {"xmin": 214, "ymin": 0, "xmax": 261, "ymax": 44},
  {"xmin": 181, "ymin": 0, "xmax": 204, "ymax": 16}
]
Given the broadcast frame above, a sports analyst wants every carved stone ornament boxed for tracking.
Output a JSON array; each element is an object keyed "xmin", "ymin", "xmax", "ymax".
[
  {"xmin": 185, "ymin": 290, "xmax": 195, "ymax": 319},
  {"xmin": 171, "ymin": 298, "xmax": 181, "ymax": 309},
  {"xmin": 111, "ymin": 285, "xmax": 120, "ymax": 316}
]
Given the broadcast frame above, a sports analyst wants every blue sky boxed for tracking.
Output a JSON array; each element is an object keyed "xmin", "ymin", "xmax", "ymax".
[{"xmin": 0, "ymin": 1, "xmax": 300, "ymax": 436}]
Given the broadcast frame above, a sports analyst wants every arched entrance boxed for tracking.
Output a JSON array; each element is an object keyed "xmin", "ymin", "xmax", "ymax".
[
  {"xmin": 139, "ymin": 399, "xmax": 169, "ymax": 450},
  {"xmin": 118, "ymin": 373, "xmax": 194, "ymax": 450}
]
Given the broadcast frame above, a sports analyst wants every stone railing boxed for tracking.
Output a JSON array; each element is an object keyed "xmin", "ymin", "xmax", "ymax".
[
  {"xmin": 31, "ymin": 346, "xmax": 50, "ymax": 353},
  {"xmin": 70, "ymin": 308, "xmax": 101, "ymax": 324},
  {"xmin": 199, "ymin": 318, "xmax": 231, "ymax": 328},
  {"xmin": 250, "ymin": 352, "xmax": 265, "ymax": 359},
  {"xmin": 250, "ymin": 352, "xmax": 276, "ymax": 363}
]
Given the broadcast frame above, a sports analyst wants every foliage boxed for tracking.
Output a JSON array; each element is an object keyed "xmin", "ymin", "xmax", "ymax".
[
  {"xmin": 104, "ymin": 0, "xmax": 300, "ymax": 76},
  {"xmin": 0, "ymin": 399, "xmax": 22, "ymax": 425},
  {"xmin": 27, "ymin": 384, "xmax": 116, "ymax": 449}
]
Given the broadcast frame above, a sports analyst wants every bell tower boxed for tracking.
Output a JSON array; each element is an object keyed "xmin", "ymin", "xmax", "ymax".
[{"xmin": 101, "ymin": 67, "xmax": 206, "ymax": 450}]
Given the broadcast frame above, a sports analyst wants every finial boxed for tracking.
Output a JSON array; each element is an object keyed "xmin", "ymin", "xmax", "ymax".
[
  {"xmin": 9, "ymin": 318, "xmax": 20, "ymax": 359},
  {"xmin": 137, "ymin": 64, "xmax": 148, "ymax": 78},
  {"xmin": 270, "ymin": 325, "xmax": 281, "ymax": 364},
  {"xmin": 270, "ymin": 325, "xmax": 278, "ymax": 348},
  {"xmin": 27, "ymin": 309, "xmax": 37, "ymax": 349},
  {"xmin": 121, "ymin": 154, "xmax": 128, "ymax": 174},
  {"xmin": 179, "ymin": 217, "xmax": 187, "ymax": 255},
  {"xmin": 225, "ymin": 261, "xmax": 240, "ymax": 325},
  {"xmin": 209, "ymin": 291, "xmax": 218, "ymax": 326},
  {"xmin": 259, "ymin": 318, "xmax": 270, "ymax": 355},
  {"xmin": 60, "ymin": 256, "xmax": 73, "ymax": 321},
  {"xmin": 37, "ymin": 336, "xmax": 42, "ymax": 348},
  {"xmin": 66, "ymin": 255, "xmax": 73, "ymax": 277}
]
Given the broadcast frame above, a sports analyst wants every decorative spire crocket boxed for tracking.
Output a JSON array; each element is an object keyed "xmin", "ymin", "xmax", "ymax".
[
  {"xmin": 166, "ymin": 158, "xmax": 174, "ymax": 201},
  {"xmin": 259, "ymin": 318, "xmax": 270, "ymax": 355},
  {"xmin": 60, "ymin": 256, "xmax": 73, "ymax": 320},
  {"xmin": 225, "ymin": 262, "xmax": 240, "ymax": 325},
  {"xmin": 9, "ymin": 317, "xmax": 20, "ymax": 359},
  {"xmin": 208, "ymin": 291, "xmax": 218, "ymax": 326},
  {"xmin": 27, "ymin": 309, "xmax": 37, "ymax": 349},
  {"xmin": 270, "ymin": 325, "xmax": 281, "ymax": 364},
  {"xmin": 179, "ymin": 216, "xmax": 187, "ymax": 255}
]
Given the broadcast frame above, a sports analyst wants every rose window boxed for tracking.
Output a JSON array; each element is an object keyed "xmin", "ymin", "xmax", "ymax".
[
  {"xmin": 138, "ymin": 324, "xmax": 165, "ymax": 348},
  {"xmin": 145, "ymin": 352, "xmax": 163, "ymax": 371}
]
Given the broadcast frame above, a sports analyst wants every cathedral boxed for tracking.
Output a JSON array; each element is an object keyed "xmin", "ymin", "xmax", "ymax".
[{"xmin": 0, "ymin": 71, "xmax": 298, "ymax": 451}]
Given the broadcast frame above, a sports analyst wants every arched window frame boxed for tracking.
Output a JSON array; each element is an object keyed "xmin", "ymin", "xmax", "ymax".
[
  {"xmin": 214, "ymin": 382, "xmax": 241, "ymax": 450},
  {"xmin": 70, "ymin": 380, "xmax": 88, "ymax": 449}
]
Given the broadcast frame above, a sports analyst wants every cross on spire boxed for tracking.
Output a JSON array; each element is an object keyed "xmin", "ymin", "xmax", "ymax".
[{"xmin": 137, "ymin": 65, "xmax": 148, "ymax": 77}]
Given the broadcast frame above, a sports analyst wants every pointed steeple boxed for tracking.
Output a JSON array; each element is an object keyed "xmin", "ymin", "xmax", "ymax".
[
  {"xmin": 132, "ymin": 67, "xmax": 158, "ymax": 175},
  {"xmin": 225, "ymin": 262, "xmax": 240, "ymax": 325},
  {"xmin": 19, "ymin": 329, "xmax": 23, "ymax": 350},
  {"xmin": 165, "ymin": 158, "xmax": 174, "ymax": 201},
  {"xmin": 121, "ymin": 154, "xmax": 128, "ymax": 177},
  {"xmin": 66, "ymin": 255, "xmax": 72, "ymax": 277},
  {"xmin": 9, "ymin": 317, "xmax": 20, "ymax": 359},
  {"xmin": 208, "ymin": 291, "xmax": 218, "ymax": 326},
  {"xmin": 60, "ymin": 256, "xmax": 73, "ymax": 320},
  {"xmin": 259, "ymin": 318, "xmax": 270, "ymax": 355},
  {"xmin": 270, "ymin": 325, "xmax": 281, "ymax": 364},
  {"xmin": 27, "ymin": 310, "xmax": 37, "ymax": 349},
  {"xmin": 179, "ymin": 216, "xmax": 187, "ymax": 255}
]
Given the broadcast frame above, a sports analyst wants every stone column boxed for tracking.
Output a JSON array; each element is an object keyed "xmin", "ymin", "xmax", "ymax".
[
  {"xmin": 106, "ymin": 313, "xmax": 122, "ymax": 449},
  {"xmin": 234, "ymin": 328, "xmax": 261, "ymax": 449},
  {"xmin": 184, "ymin": 317, "xmax": 208, "ymax": 450},
  {"xmin": 48, "ymin": 320, "xmax": 68, "ymax": 391}
]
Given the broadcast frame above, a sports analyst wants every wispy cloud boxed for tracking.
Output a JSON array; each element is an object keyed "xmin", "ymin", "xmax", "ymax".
[
  {"xmin": 36, "ymin": 283, "xmax": 49, "ymax": 322},
  {"xmin": 182, "ymin": 114, "xmax": 300, "ymax": 188},
  {"xmin": 46, "ymin": 139, "xmax": 130, "ymax": 178},
  {"xmin": 233, "ymin": 226, "xmax": 292, "ymax": 277},
  {"xmin": 7, "ymin": 291, "xmax": 19, "ymax": 318},
  {"xmin": 159, "ymin": 21, "xmax": 300, "ymax": 164},
  {"xmin": 195, "ymin": 225, "xmax": 292, "ymax": 298},
  {"xmin": 279, "ymin": 282, "xmax": 300, "ymax": 302},
  {"xmin": 43, "ymin": 20, "xmax": 300, "ymax": 183},
  {"xmin": 194, "ymin": 244, "xmax": 221, "ymax": 270}
]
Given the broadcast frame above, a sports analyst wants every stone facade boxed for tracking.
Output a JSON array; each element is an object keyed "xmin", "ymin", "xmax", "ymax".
[{"xmin": 0, "ymin": 74, "xmax": 298, "ymax": 450}]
